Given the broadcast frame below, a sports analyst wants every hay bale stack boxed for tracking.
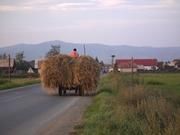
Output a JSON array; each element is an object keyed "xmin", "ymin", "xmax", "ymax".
[
  {"xmin": 40, "ymin": 54, "xmax": 100, "ymax": 95},
  {"xmin": 40, "ymin": 54, "xmax": 75, "ymax": 91},
  {"xmin": 74, "ymin": 56, "xmax": 100, "ymax": 94}
]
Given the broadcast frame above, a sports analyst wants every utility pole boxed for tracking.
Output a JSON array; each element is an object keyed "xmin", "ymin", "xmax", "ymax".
[
  {"xmin": 8, "ymin": 54, "xmax": 11, "ymax": 81},
  {"xmin": 111, "ymin": 55, "xmax": 115, "ymax": 70},
  {"xmin": 131, "ymin": 57, "xmax": 134, "ymax": 73},
  {"xmin": 59, "ymin": 45, "xmax": 61, "ymax": 54},
  {"xmin": 56, "ymin": 44, "xmax": 61, "ymax": 54},
  {"xmin": 131, "ymin": 57, "xmax": 134, "ymax": 88},
  {"xmin": 83, "ymin": 44, "xmax": 86, "ymax": 56}
]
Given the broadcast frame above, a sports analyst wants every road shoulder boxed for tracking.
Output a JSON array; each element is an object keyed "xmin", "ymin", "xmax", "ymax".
[{"xmin": 38, "ymin": 97, "xmax": 92, "ymax": 135}]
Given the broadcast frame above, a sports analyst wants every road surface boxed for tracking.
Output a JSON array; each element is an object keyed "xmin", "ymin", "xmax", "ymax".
[{"xmin": 0, "ymin": 84, "xmax": 91, "ymax": 135}]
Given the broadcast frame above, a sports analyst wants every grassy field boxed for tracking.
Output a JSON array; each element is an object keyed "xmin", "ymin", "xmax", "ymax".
[
  {"xmin": 75, "ymin": 73, "xmax": 180, "ymax": 135},
  {"xmin": 140, "ymin": 73, "xmax": 180, "ymax": 92},
  {"xmin": 0, "ymin": 78, "xmax": 40, "ymax": 90}
]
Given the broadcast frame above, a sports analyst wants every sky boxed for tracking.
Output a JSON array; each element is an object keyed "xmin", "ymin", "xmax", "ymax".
[{"xmin": 0, "ymin": 0, "xmax": 180, "ymax": 47}]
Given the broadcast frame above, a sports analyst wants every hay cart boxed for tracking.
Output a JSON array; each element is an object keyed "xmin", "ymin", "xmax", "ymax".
[{"xmin": 40, "ymin": 55, "xmax": 100, "ymax": 96}]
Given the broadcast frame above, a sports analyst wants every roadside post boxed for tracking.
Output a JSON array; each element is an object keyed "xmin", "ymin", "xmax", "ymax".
[{"xmin": 8, "ymin": 54, "xmax": 11, "ymax": 82}]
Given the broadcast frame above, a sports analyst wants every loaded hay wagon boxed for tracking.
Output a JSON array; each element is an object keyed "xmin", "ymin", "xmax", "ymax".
[{"xmin": 40, "ymin": 54, "xmax": 100, "ymax": 96}]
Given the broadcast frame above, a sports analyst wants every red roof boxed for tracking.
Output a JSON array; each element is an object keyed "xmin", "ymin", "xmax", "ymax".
[
  {"xmin": 116, "ymin": 59, "xmax": 157, "ymax": 66},
  {"xmin": 118, "ymin": 62, "xmax": 137, "ymax": 68}
]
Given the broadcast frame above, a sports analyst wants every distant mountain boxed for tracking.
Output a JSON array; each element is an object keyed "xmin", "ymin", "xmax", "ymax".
[{"xmin": 0, "ymin": 40, "xmax": 180, "ymax": 63}]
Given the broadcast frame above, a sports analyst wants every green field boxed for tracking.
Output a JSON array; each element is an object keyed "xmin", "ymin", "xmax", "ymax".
[
  {"xmin": 76, "ymin": 73, "xmax": 180, "ymax": 135},
  {"xmin": 0, "ymin": 78, "xmax": 40, "ymax": 90},
  {"xmin": 140, "ymin": 73, "xmax": 180, "ymax": 92}
]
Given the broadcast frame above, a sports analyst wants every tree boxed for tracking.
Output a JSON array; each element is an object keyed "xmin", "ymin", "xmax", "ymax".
[
  {"xmin": 15, "ymin": 51, "xmax": 28, "ymax": 72},
  {"xmin": 16, "ymin": 51, "xmax": 24, "ymax": 62},
  {"xmin": 100, "ymin": 60, "xmax": 104, "ymax": 66},
  {"xmin": 46, "ymin": 45, "xmax": 60, "ymax": 57},
  {"xmin": 3, "ymin": 53, "xmax": 7, "ymax": 59},
  {"xmin": 0, "ymin": 53, "xmax": 8, "ymax": 59},
  {"xmin": 95, "ymin": 57, "xmax": 99, "ymax": 63},
  {"xmin": 0, "ymin": 54, "xmax": 3, "ymax": 59},
  {"xmin": 15, "ymin": 60, "xmax": 30, "ymax": 72},
  {"xmin": 157, "ymin": 62, "xmax": 164, "ymax": 71}
]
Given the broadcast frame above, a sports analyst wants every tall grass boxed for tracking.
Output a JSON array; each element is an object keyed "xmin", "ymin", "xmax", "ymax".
[
  {"xmin": 0, "ymin": 78, "xmax": 40, "ymax": 90},
  {"xmin": 77, "ymin": 73, "xmax": 180, "ymax": 135}
]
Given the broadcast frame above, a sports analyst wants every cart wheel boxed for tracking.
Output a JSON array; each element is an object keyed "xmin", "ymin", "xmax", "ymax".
[
  {"xmin": 79, "ymin": 87, "xmax": 84, "ymax": 96},
  {"xmin": 75, "ymin": 88, "xmax": 78, "ymax": 94},
  {"xmin": 58, "ymin": 86, "xmax": 62, "ymax": 96},
  {"xmin": 63, "ymin": 90, "xmax": 66, "ymax": 95}
]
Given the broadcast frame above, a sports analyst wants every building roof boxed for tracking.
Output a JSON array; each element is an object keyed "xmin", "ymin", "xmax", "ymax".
[
  {"xmin": 28, "ymin": 60, "xmax": 35, "ymax": 68},
  {"xmin": 0, "ymin": 59, "xmax": 15, "ymax": 68},
  {"xmin": 118, "ymin": 62, "xmax": 137, "ymax": 68},
  {"xmin": 116, "ymin": 59, "xmax": 157, "ymax": 66}
]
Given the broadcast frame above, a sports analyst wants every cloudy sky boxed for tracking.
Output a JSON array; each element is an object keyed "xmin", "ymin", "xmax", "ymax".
[{"xmin": 0, "ymin": 0, "xmax": 180, "ymax": 47}]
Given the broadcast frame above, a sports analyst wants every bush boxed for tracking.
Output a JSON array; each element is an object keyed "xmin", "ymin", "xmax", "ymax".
[{"xmin": 147, "ymin": 80, "xmax": 164, "ymax": 85}]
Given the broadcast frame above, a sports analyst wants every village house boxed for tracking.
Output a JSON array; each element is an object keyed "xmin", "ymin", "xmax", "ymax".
[
  {"xmin": 0, "ymin": 59, "xmax": 15, "ymax": 74},
  {"xmin": 35, "ymin": 59, "xmax": 44, "ymax": 73},
  {"xmin": 116, "ymin": 59, "xmax": 158, "ymax": 72},
  {"xmin": 173, "ymin": 59, "xmax": 180, "ymax": 69},
  {"xmin": 117, "ymin": 62, "xmax": 138, "ymax": 72},
  {"xmin": 159, "ymin": 59, "xmax": 180, "ymax": 71},
  {"xmin": 26, "ymin": 60, "xmax": 38, "ymax": 74}
]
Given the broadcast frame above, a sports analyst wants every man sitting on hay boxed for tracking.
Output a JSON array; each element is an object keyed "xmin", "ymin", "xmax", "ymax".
[{"xmin": 69, "ymin": 48, "xmax": 79, "ymax": 58}]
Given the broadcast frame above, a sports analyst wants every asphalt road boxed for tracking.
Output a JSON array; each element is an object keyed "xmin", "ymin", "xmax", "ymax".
[{"xmin": 0, "ymin": 84, "xmax": 91, "ymax": 135}]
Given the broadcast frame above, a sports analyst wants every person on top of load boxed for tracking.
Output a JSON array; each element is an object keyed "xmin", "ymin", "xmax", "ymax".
[{"xmin": 69, "ymin": 48, "xmax": 79, "ymax": 58}]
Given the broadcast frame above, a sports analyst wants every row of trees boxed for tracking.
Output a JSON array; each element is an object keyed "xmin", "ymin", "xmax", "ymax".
[
  {"xmin": 0, "ymin": 45, "xmax": 61, "ymax": 61},
  {"xmin": 0, "ymin": 53, "xmax": 8, "ymax": 59},
  {"xmin": 46, "ymin": 45, "xmax": 60, "ymax": 57},
  {"xmin": 0, "ymin": 52, "xmax": 24, "ymax": 61}
]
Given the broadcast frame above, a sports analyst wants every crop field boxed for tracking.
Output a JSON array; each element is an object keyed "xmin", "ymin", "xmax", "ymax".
[
  {"xmin": 75, "ymin": 73, "xmax": 180, "ymax": 135},
  {"xmin": 140, "ymin": 73, "xmax": 180, "ymax": 93},
  {"xmin": 0, "ymin": 78, "xmax": 40, "ymax": 90}
]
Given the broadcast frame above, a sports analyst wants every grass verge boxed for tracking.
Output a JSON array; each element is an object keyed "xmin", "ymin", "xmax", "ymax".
[
  {"xmin": 0, "ymin": 78, "xmax": 40, "ymax": 90},
  {"xmin": 75, "ymin": 73, "xmax": 180, "ymax": 135}
]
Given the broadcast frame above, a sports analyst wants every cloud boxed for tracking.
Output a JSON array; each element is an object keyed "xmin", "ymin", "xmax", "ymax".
[
  {"xmin": 23, "ymin": 0, "xmax": 51, "ymax": 6},
  {"xmin": 93, "ymin": 0, "xmax": 126, "ymax": 7},
  {"xmin": 48, "ymin": 2, "xmax": 94, "ymax": 11},
  {"xmin": 160, "ymin": 0, "xmax": 176, "ymax": 5},
  {"xmin": 0, "ymin": 0, "xmax": 179, "ymax": 12},
  {"xmin": 0, "ymin": 5, "xmax": 16, "ymax": 11},
  {"xmin": 0, "ymin": 1, "xmax": 95, "ymax": 12},
  {"xmin": 0, "ymin": 5, "xmax": 33, "ymax": 12}
]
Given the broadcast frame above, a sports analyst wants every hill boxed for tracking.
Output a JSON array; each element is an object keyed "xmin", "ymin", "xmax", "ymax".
[{"xmin": 0, "ymin": 40, "xmax": 180, "ymax": 63}]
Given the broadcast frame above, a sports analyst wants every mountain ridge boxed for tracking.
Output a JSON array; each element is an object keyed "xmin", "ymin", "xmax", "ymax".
[{"xmin": 0, "ymin": 40, "xmax": 180, "ymax": 64}]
